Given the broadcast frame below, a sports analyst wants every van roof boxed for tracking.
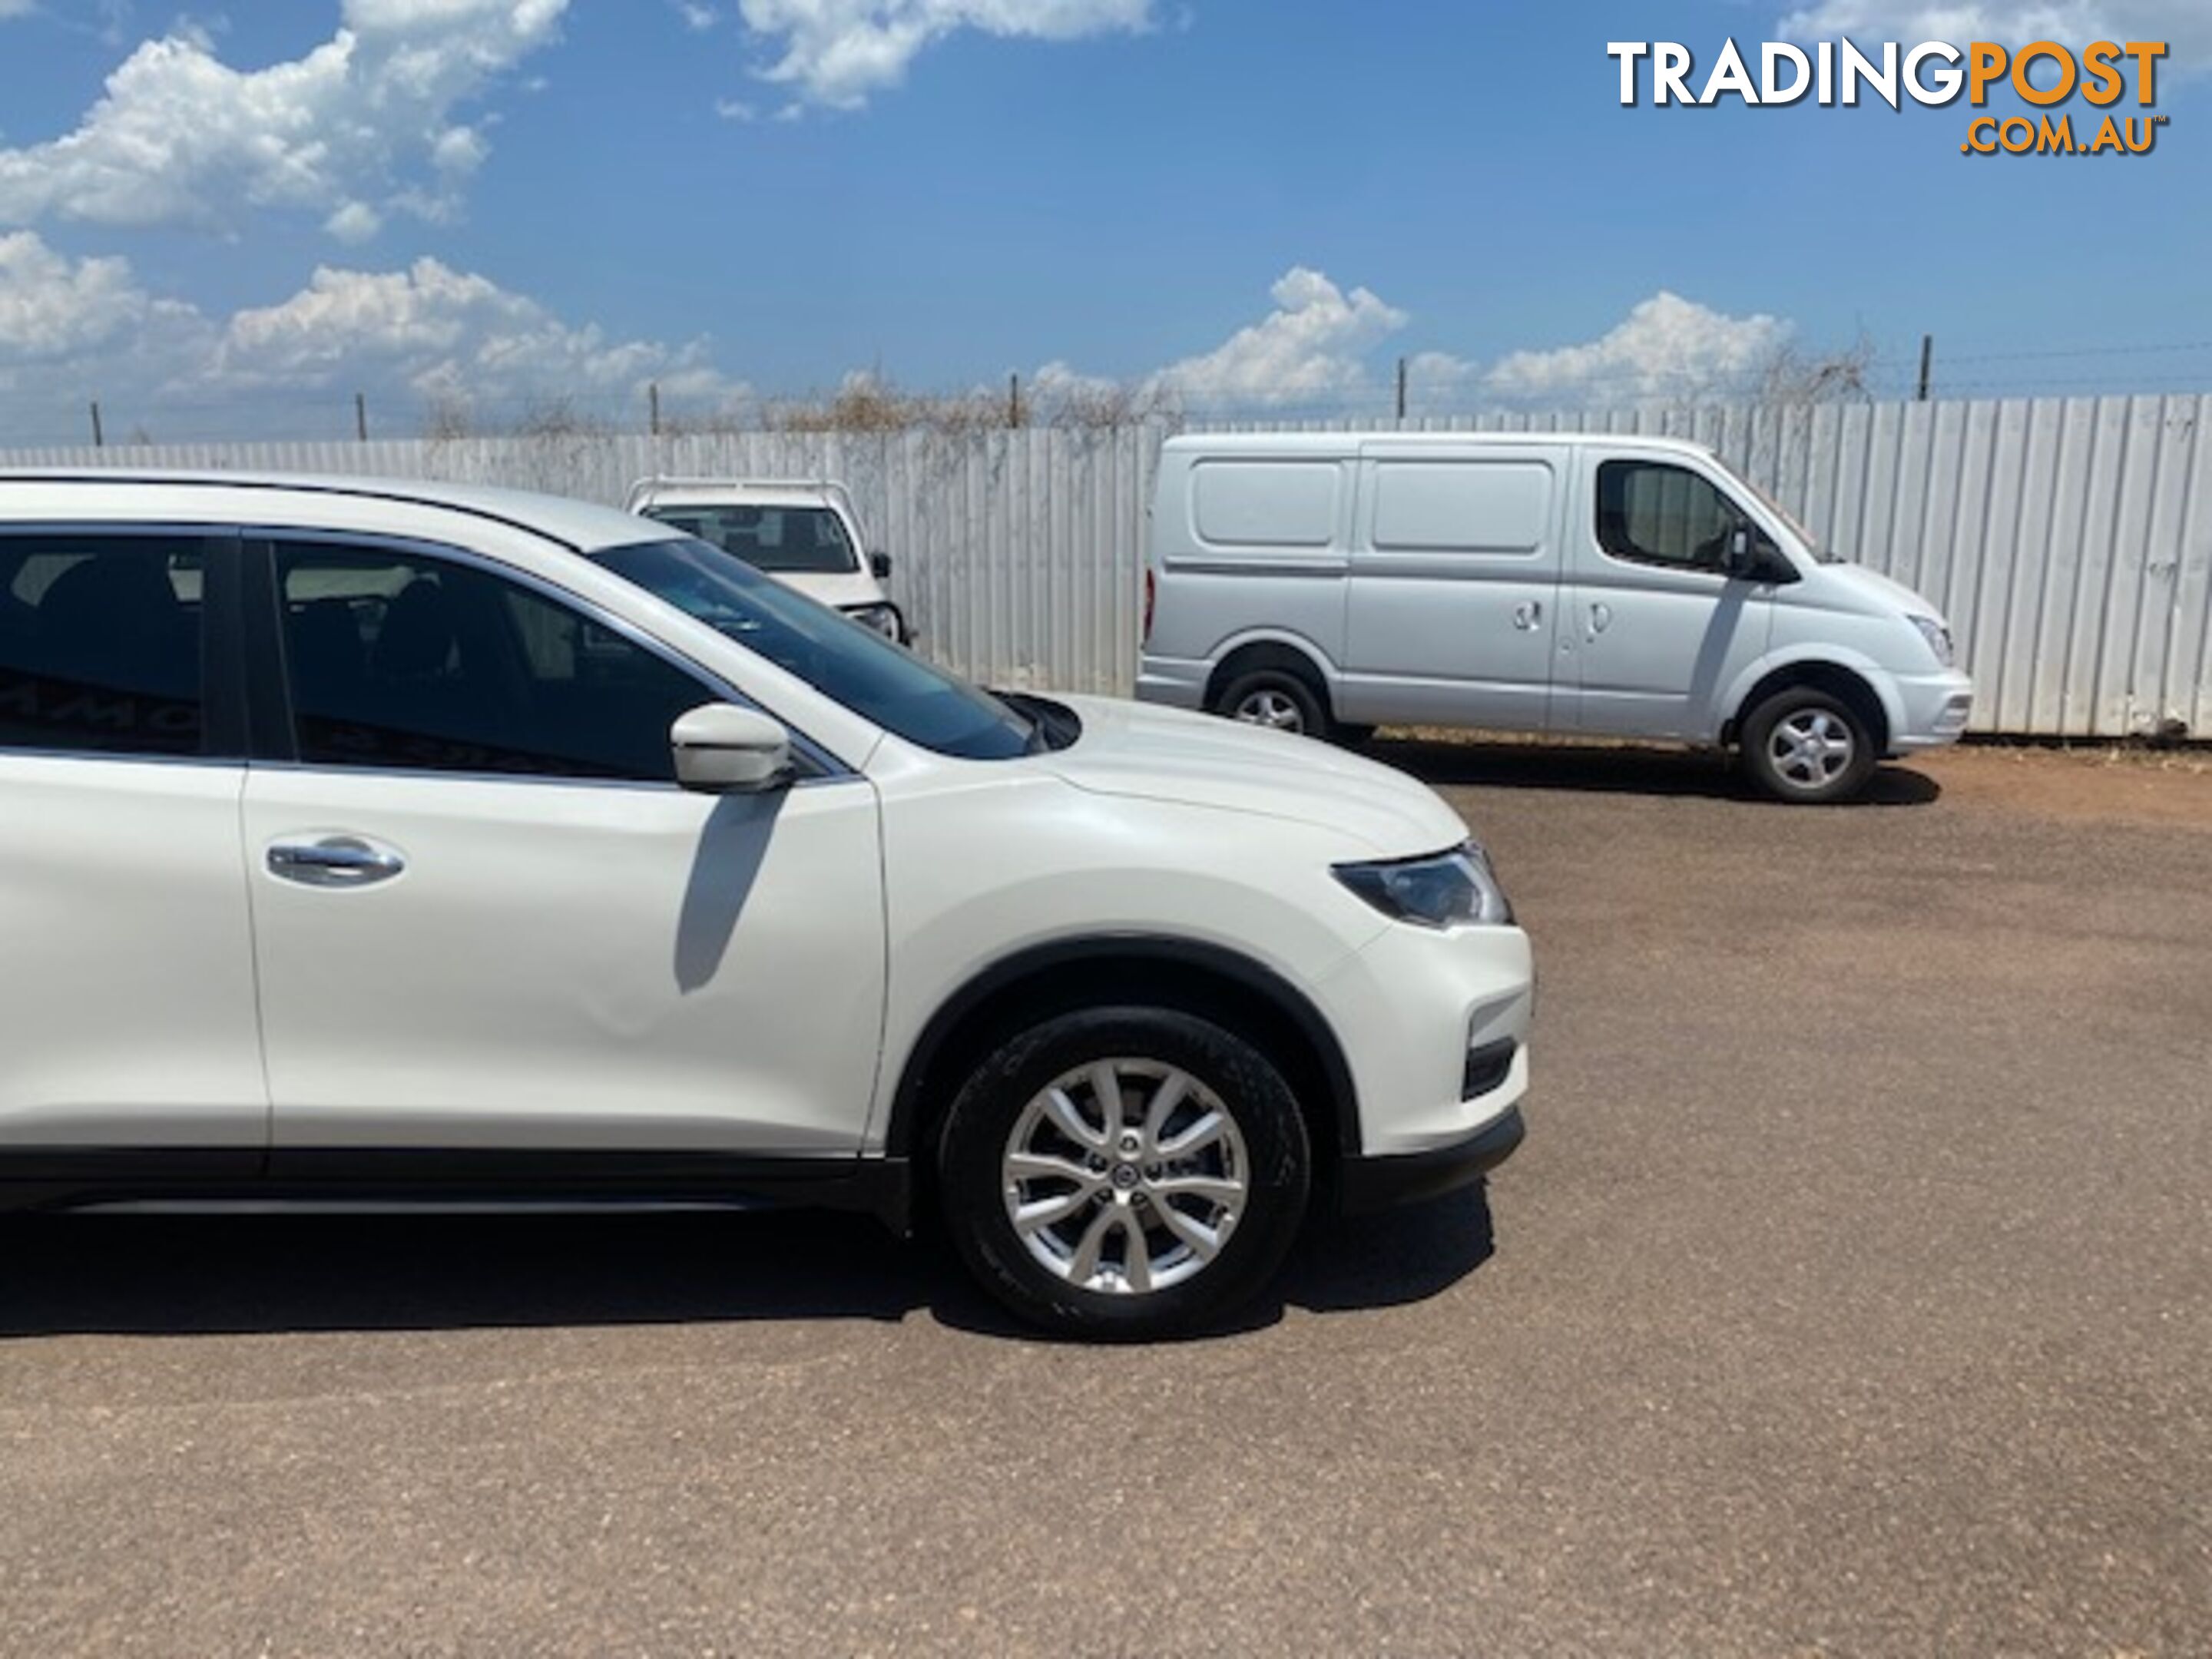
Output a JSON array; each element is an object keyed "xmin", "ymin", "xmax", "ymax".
[
  {"xmin": 1164, "ymin": 429, "xmax": 1716, "ymax": 459},
  {"xmin": 0, "ymin": 469, "xmax": 677, "ymax": 553}
]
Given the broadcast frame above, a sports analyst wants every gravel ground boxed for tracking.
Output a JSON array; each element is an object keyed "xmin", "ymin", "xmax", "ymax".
[{"xmin": 3, "ymin": 741, "xmax": 2207, "ymax": 1656}]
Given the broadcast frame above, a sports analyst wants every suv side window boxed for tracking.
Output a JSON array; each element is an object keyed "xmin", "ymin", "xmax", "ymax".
[
  {"xmin": 0, "ymin": 534, "xmax": 207, "ymax": 757},
  {"xmin": 273, "ymin": 543, "xmax": 717, "ymax": 783},
  {"xmin": 1594, "ymin": 461, "xmax": 1746, "ymax": 573}
]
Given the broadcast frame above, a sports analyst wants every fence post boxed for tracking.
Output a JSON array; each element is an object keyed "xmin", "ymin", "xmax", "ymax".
[
  {"xmin": 1396, "ymin": 357, "xmax": 1409, "ymax": 423},
  {"xmin": 356, "ymin": 392, "xmax": 369, "ymax": 443},
  {"xmin": 1917, "ymin": 335, "xmax": 1934, "ymax": 402},
  {"xmin": 89, "ymin": 401, "xmax": 104, "ymax": 449}
]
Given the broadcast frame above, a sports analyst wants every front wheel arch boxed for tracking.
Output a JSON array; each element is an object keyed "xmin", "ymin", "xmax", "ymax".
[{"xmin": 1725, "ymin": 662, "xmax": 1892, "ymax": 757}]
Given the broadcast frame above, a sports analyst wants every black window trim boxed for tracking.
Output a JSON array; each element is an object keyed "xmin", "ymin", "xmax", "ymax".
[
  {"xmin": 0, "ymin": 522, "xmax": 247, "ymax": 767},
  {"xmin": 240, "ymin": 527, "xmax": 855, "ymax": 790},
  {"xmin": 1592, "ymin": 457, "xmax": 1759, "ymax": 579}
]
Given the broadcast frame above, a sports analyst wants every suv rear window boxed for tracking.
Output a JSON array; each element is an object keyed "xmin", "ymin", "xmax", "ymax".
[
  {"xmin": 642, "ymin": 505, "xmax": 858, "ymax": 576},
  {"xmin": 0, "ymin": 535, "xmax": 207, "ymax": 757}
]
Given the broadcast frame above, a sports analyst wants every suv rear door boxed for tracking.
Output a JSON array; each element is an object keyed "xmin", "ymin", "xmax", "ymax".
[{"xmin": 0, "ymin": 526, "xmax": 267, "ymax": 1170}]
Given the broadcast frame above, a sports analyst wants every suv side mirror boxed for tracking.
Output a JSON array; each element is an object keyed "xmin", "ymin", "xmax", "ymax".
[
  {"xmin": 869, "ymin": 551, "xmax": 892, "ymax": 580},
  {"xmin": 671, "ymin": 704, "xmax": 793, "ymax": 795}
]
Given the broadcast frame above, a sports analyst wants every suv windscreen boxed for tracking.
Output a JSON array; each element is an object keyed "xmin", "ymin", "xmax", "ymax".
[
  {"xmin": 643, "ymin": 504, "xmax": 859, "ymax": 576},
  {"xmin": 595, "ymin": 537, "xmax": 1039, "ymax": 760}
]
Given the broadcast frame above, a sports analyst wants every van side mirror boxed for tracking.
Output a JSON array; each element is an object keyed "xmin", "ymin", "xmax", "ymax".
[
  {"xmin": 671, "ymin": 703, "xmax": 793, "ymax": 795},
  {"xmin": 869, "ymin": 551, "xmax": 892, "ymax": 580}
]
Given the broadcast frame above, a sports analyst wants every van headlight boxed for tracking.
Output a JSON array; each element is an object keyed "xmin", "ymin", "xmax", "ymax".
[
  {"xmin": 1908, "ymin": 614, "xmax": 1955, "ymax": 667},
  {"xmin": 843, "ymin": 602, "xmax": 906, "ymax": 641},
  {"xmin": 1333, "ymin": 843, "xmax": 1513, "ymax": 929}
]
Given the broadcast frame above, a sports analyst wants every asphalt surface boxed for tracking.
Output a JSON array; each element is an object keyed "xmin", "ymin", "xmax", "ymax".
[{"xmin": 4, "ymin": 743, "xmax": 2209, "ymax": 1656}]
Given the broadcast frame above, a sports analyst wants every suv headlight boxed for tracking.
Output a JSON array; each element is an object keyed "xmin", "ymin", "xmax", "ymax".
[
  {"xmin": 1908, "ymin": 614, "xmax": 1955, "ymax": 667},
  {"xmin": 1333, "ymin": 843, "xmax": 1513, "ymax": 929},
  {"xmin": 843, "ymin": 602, "xmax": 906, "ymax": 642}
]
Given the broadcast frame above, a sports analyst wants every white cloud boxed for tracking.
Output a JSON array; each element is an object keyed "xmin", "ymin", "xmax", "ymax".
[
  {"xmin": 1482, "ymin": 292, "xmax": 1789, "ymax": 406},
  {"xmin": 1779, "ymin": 2, "xmax": 2212, "ymax": 68},
  {"xmin": 0, "ymin": 1, "xmax": 38, "ymax": 19},
  {"xmin": 0, "ymin": 0, "xmax": 568, "ymax": 237},
  {"xmin": 1147, "ymin": 267, "xmax": 1408, "ymax": 409},
  {"xmin": 736, "ymin": 0, "xmax": 1153, "ymax": 108},
  {"xmin": 0, "ymin": 234, "xmax": 744, "ymax": 442},
  {"xmin": 678, "ymin": 1, "xmax": 719, "ymax": 28}
]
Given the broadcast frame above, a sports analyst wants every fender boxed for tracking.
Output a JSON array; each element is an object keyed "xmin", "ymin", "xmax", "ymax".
[
  {"xmin": 1201, "ymin": 627, "xmax": 1345, "ymax": 699},
  {"xmin": 1713, "ymin": 644, "xmax": 1906, "ymax": 749}
]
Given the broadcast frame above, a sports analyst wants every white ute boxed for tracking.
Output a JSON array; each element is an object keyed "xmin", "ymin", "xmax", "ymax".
[
  {"xmin": 1137, "ymin": 431, "xmax": 1977, "ymax": 803},
  {"xmin": 626, "ymin": 476, "xmax": 907, "ymax": 643},
  {"xmin": 0, "ymin": 470, "xmax": 1532, "ymax": 1337}
]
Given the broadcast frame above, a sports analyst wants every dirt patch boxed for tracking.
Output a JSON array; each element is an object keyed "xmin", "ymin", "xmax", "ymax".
[{"xmin": 1912, "ymin": 743, "xmax": 2212, "ymax": 830}]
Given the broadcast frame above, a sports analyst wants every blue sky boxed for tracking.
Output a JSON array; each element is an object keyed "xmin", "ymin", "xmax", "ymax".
[{"xmin": 0, "ymin": 0, "xmax": 2205, "ymax": 442}]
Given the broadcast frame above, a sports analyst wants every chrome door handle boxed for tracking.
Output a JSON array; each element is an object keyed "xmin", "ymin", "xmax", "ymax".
[{"xmin": 267, "ymin": 836, "xmax": 406, "ymax": 889}]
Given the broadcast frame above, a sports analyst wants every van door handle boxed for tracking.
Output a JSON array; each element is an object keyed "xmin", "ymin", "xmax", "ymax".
[
  {"xmin": 1588, "ymin": 602, "xmax": 1613, "ymax": 637},
  {"xmin": 267, "ymin": 836, "xmax": 406, "ymax": 889},
  {"xmin": 1512, "ymin": 601, "xmax": 1543, "ymax": 631}
]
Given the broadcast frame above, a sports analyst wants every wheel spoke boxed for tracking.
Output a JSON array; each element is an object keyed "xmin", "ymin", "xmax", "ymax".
[
  {"xmin": 1067, "ymin": 1206, "xmax": 1118, "ymax": 1284},
  {"xmin": 1121, "ymin": 1216, "xmax": 1154, "ymax": 1293},
  {"xmin": 1156, "ymin": 1110, "xmax": 1227, "ymax": 1160},
  {"xmin": 1141, "ymin": 1070, "xmax": 1190, "ymax": 1144},
  {"xmin": 1155, "ymin": 1203, "xmax": 1224, "ymax": 1260},
  {"xmin": 1153, "ymin": 1174, "xmax": 1243, "ymax": 1207},
  {"xmin": 1041, "ymin": 1087, "xmax": 1104, "ymax": 1151},
  {"xmin": 1007, "ymin": 1151, "xmax": 1093, "ymax": 1186},
  {"xmin": 1088, "ymin": 1063, "xmax": 1128, "ymax": 1137},
  {"xmin": 1014, "ymin": 1187, "xmax": 1098, "ymax": 1231}
]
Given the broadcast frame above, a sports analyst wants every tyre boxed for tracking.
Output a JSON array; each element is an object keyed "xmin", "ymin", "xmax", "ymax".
[
  {"xmin": 1213, "ymin": 665, "xmax": 1329, "ymax": 740},
  {"xmin": 1740, "ymin": 687, "xmax": 1879, "ymax": 803},
  {"xmin": 936, "ymin": 1006, "xmax": 1311, "ymax": 1339}
]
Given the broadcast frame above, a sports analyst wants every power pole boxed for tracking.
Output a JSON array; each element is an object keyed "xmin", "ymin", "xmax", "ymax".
[
  {"xmin": 1396, "ymin": 356, "xmax": 1409, "ymax": 423},
  {"xmin": 648, "ymin": 382, "xmax": 661, "ymax": 437},
  {"xmin": 1916, "ymin": 335, "xmax": 1934, "ymax": 402},
  {"xmin": 89, "ymin": 400, "xmax": 104, "ymax": 449},
  {"xmin": 355, "ymin": 391, "xmax": 369, "ymax": 443},
  {"xmin": 1008, "ymin": 373, "xmax": 1023, "ymax": 429}
]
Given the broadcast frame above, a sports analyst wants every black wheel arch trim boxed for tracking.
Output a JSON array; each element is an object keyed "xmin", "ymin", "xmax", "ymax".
[{"xmin": 884, "ymin": 934, "xmax": 1361, "ymax": 1163}]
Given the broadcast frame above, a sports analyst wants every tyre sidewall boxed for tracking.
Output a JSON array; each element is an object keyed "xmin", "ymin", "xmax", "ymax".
[
  {"xmin": 1743, "ymin": 688, "xmax": 1878, "ymax": 804},
  {"xmin": 1214, "ymin": 667, "xmax": 1329, "ymax": 740},
  {"xmin": 937, "ymin": 1006, "xmax": 1310, "ymax": 1339}
]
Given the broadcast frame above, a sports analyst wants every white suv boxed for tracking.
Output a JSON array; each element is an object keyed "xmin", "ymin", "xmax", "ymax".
[
  {"xmin": 0, "ymin": 472, "xmax": 1532, "ymax": 1336},
  {"xmin": 625, "ymin": 476, "xmax": 906, "ymax": 643}
]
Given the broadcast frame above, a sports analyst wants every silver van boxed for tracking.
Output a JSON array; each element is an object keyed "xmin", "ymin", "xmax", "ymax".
[{"xmin": 1136, "ymin": 432, "xmax": 1975, "ymax": 802}]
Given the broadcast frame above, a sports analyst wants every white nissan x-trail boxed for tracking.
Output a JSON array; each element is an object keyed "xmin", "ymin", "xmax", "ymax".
[{"xmin": 0, "ymin": 472, "xmax": 1533, "ymax": 1336}]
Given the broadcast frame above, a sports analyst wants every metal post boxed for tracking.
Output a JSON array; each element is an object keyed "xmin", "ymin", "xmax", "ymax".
[
  {"xmin": 649, "ymin": 382, "xmax": 661, "ymax": 437},
  {"xmin": 1396, "ymin": 357, "xmax": 1409, "ymax": 423},
  {"xmin": 1916, "ymin": 335, "xmax": 1934, "ymax": 402},
  {"xmin": 356, "ymin": 391, "xmax": 369, "ymax": 443},
  {"xmin": 1008, "ymin": 373, "xmax": 1022, "ymax": 429},
  {"xmin": 90, "ymin": 401, "xmax": 104, "ymax": 449}
]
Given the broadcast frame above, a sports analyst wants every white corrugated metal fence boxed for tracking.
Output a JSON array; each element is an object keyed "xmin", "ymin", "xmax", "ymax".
[{"xmin": 5, "ymin": 396, "xmax": 2207, "ymax": 738}]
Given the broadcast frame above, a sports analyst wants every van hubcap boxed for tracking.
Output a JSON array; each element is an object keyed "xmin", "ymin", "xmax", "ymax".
[
  {"xmin": 1233, "ymin": 689, "xmax": 1305, "ymax": 732},
  {"xmin": 1002, "ymin": 1058, "xmax": 1247, "ymax": 1296},
  {"xmin": 1771, "ymin": 710, "xmax": 1855, "ymax": 787}
]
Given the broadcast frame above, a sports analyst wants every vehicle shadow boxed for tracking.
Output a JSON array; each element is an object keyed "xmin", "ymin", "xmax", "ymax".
[
  {"xmin": 0, "ymin": 1186, "xmax": 1498, "ymax": 1341},
  {"xmin": 1364, "ymin": 734, "xmax": 1943, "ymax": 806}
]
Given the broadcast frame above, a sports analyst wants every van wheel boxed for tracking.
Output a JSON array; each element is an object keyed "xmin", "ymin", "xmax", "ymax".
[
  {"xmin": 1214, "ymin": 667, "xmax": 1329, "ymax": 739},
  {"xmin": 936, "ymin": 1006, "xmax": 1310, "ymax": 1339},
  {"xmin": 1741, "ymin": 687, "xmax": 1878, "ymax": 803}
]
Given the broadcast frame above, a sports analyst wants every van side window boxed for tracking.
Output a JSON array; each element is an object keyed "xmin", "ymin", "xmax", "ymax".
[
  {"xmin": 1594, "ymin": 462, "xmax": 1745, "ymax": 573},
  {"xmin": 273, "ymin": 543, "xmax": 717, "ymax": 782},
  {"xmin": 0, "ymin": 535, "xmax": 207, "ymax": 757}
]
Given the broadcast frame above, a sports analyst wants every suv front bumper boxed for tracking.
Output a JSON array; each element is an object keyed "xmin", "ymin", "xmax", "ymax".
[{"xmin": 1338, "ymin": 1103, "xmax": 1525, "ymax": 1214}]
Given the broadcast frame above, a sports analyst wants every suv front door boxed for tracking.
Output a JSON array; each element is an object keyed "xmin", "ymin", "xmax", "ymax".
[{"xmin": 239, "ymin": 534, "xmax": 886, "ymax": 1167}]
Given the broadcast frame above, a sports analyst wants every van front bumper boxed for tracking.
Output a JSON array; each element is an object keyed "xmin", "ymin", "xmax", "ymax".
[
  {"xmin": 1134, "ymin": 654, "xmax": 1209, "ymax": 711},
  {"xmin": 1889, "ymin": 669, "xmax": 1976, "ymax": 753}
]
